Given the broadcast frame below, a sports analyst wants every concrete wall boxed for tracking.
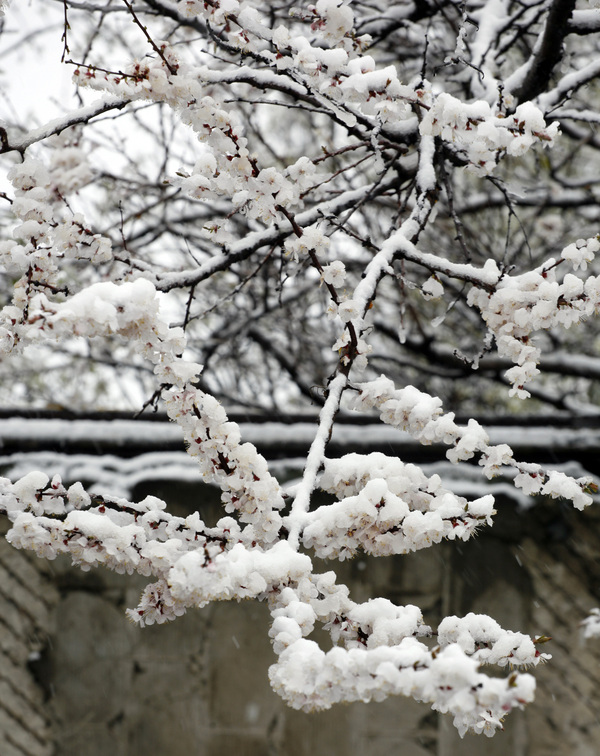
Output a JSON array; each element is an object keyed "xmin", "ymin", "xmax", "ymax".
[{"xmin": 1, "ymin": 482, "xmax": 600, "ymax": 755}]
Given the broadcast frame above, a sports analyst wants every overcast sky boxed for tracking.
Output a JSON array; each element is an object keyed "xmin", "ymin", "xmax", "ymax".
[{"xmin": 1, "ymin": 4, "xmax": 75, "ymax": 125}]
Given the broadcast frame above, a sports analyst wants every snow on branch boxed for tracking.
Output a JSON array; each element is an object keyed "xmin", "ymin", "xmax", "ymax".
[
  {"xmin": 303, "ymin": 452, "xmax": 495, "ymax": 558},
  {"xmin": 1, "ymin": 0, "xmax": 600, "ymax": 739},
  {"xmin": 269, "ymin": 636, "xmax": 537, "ymax": 737},
  {"xmin": 352, "ymin": 376, "xmax": 595, "ymax": 509},
  {"xmin": 468, "ymin": 237, "xmax": 600, "ymax": 399}
]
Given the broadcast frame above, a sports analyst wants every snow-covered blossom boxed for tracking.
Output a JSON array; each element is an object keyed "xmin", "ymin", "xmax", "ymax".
[
  {"xmin": 336, "ymin": 298, "xmax": 360, "ymax": 322},
  {"xmin": 2, "ymin": 0, "xmax": 599, "ymax": 738},
  {"xmin": 178, "ymin": 0, "xmax": 239, "ymax": 24},
  {"xmin": 304, "ymin": 453, "xmax": 495, "ymax": 558},
  {"xmin": 539, "ymin": 470, "xmax": 593, "ymax": 511},
  {"xmin": 269, "ymin": 637, "xmax": 536, "ymax": 736},
  {"xmin": 284, "ymin": 224, "xmax": 330, "ymax": 261},
  {"xmin": 352, "ymin": 376, "xmax": 594, "ymax": 508},
  {"xmin": 420, "ymin": 95, "xmax": 558, "ymax": 175},
  {"xmin": 467, "ymin": 243, "xmax": 600, "ymax": 398},
  {"xmin": 422, "ymin": 276, "xmax": 444, "ymax": 299},
  {"xmin": 313, "ymin": 0, "xmax": 355, "ymax": 44},
  {"xmin": 1, "ymin": 151, "xmax": 111, "ymax": 281},
  {"xmin": 438, "ymin": 613, "xmax": 550, "ymax": 667},
  {"xmin": 332, "ymin": 330, "xmax": 372, "ymax": 370},
  {"xmin": 561, "ymin": 236, "xmax": 600, "ymax": 271}
]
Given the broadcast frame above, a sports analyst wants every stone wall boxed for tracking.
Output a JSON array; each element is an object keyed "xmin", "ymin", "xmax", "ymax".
[
  {"xmin": 0, "ymin": 520, "xmax": 57, "ymax": 756},
  {"xmin": 1, "ymin": 481, "xmax": 600, "ymax": 755}
]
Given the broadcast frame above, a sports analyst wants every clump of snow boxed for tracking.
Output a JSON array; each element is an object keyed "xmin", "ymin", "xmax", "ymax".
[{"xmin": 582, "ymin": 608, "xmax": 600, "ymax": 640}]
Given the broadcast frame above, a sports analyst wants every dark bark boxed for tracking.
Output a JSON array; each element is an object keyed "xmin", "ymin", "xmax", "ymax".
[{"xmin": 512, "ymin": 0, "xmax": 577, "ymax": 104}]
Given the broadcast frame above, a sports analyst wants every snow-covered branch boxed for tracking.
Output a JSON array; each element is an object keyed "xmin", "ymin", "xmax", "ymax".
[{"xmin": 1, "ymin": 0, "xmax": 600, "ymax": 738}]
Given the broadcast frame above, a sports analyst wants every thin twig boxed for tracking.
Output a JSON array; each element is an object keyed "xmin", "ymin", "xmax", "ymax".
[
  {"xmin": 61, "ymin": 0, "xmax": 70, "ymax": 63},
  {"xmin": 122, "ymin": 0, "xmax": 179, "ymax": 75}
]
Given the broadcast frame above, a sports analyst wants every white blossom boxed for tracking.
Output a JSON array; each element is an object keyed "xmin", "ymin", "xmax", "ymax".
[{"xmin": 0, "ymin": 0, "xmax": 598, "ymax": 738}]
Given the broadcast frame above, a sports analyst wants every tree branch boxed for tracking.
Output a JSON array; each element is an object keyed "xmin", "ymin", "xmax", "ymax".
[{"xmin": 511, "ymin": 0, "xmax": 577, "ymax": 104}]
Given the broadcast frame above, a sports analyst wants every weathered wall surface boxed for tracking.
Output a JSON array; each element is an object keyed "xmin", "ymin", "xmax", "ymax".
[
  {"xmin": 1, "ymin": 483, "xmax": 600, "ymax": 756},
  {"xmin": 0, "ymin": 520, "xmax": 57, "ymax": 756}
]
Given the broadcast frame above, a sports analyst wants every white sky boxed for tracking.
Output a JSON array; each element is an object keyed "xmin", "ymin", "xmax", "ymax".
[
  {"xmin": 0, "ymin": 3, "xmax": 75, "ymax": 125},
  {"xmin": 0, "ymin": 4, "xmax": 78, "ymax": 195}
]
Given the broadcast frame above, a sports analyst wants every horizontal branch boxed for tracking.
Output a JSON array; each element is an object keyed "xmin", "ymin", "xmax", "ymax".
[
  {"xmin": 538, "ymin": 57, "xmax": 600, "ymax": 112},
  {"xmin": 152, "ymin": 176, "xmax": 398, "ymax": 291},
  {"xmin": 567, "ymin": 8, "xmax": 600, "ymax": 34},
  {"xmin": 1, "ymin": 96, "xmax": 130, "ymax": 155},
  {"xmin": 391, "ymin": 236, "xmax": 501, "ymax": 290}
]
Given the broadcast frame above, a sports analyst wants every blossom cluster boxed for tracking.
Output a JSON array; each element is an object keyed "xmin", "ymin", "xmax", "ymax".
[
  {"xmin": 0, "ymin": 150, "xmax": 111, "ymax": 351},
  {"xmin": 420, "ymin": 96, "xmax": 559, "ymax": 175},
  {"xmin": 2, "ymin": 277, "xmax": 285, "ymax": 547},
  {"xmin": 0, "ymin": 464, "xmax": 539, "ymax": 734},
  {"xmin": 0, "ymin": 151, "xmax": 285, "ymax": 547},
  {"xmin": 161, "ymin": 388, "xmax": 285, "ymax": 546},
  {"xmin": 352, "ymin": 375, "xmax": 594, "ymax": 509},
  {"xmin": 438, "ymin": 613, "xmax": 550, "ymax": 667},
  {"xmin": 0, "ymin": 179, "xmax": 553, "ymax": 739},
  {"xmin": 70, "ymin": 0, "xmax": 559, "ymax": 246},
  {"xmin": 0, "ymin": 469, "xmax": 290, "ymax": 627},
  {"xmin": 269, "ymin": 637, "xmax": 536, "ymax": 736},
  {"xmin": 0, "ymin": 470, "xmax": 240, "ymax": 622},
  {"xmin": 0, "ymin": 116, "xmax": 582, "ymax": 745},
  {"xmin": 76, "ymin": 46, "xmax": 328, "ymax": 226},
  {"xmin": 0, "ymin": 149, "xmax": 549, "ymax": 730},
  {"xmin": 302, "ymin": 452, "xmax": 495, "ymax": 558},
  {"xmin": 4, "ymin": 150, "xmax": 105, "ymax": 273},
  {"xmin": 468, "ymin": 236, "xmax": 600, "ymax": 398}
]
